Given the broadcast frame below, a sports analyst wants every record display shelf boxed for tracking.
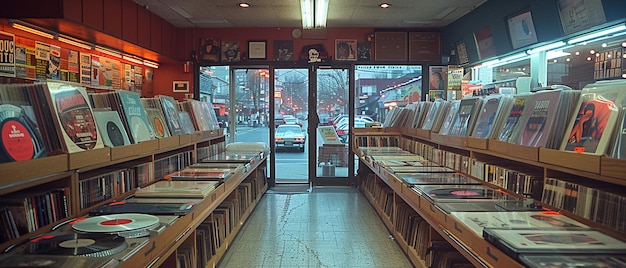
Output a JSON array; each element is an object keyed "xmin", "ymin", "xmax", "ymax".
[{"xmin": 355, "ymin": 127, "xmax": 626, "ymax": 267}]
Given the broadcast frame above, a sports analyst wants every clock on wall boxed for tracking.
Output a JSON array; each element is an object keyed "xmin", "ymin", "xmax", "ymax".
[{"xmin": 291, "ymin": 29, "xmax": 302, "ymax": 39}]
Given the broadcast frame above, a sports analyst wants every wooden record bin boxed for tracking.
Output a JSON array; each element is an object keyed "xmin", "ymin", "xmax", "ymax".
[
  {"xmin": 353, "ymin": 129, "xmax": 626, "ymax": 268},
  {"xmin": 0, "ymin": 129, "xmax": 267, "ymax": 268}
]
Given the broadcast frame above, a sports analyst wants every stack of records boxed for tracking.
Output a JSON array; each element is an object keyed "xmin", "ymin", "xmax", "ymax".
[
  {"xmin": 134, "ymin": 180, "xmax": 219, "ymax": 199},
  {"xmin": 436, "ymin": 199, "xmax": 540, "ymax": 213},
  {"xmin": 89, "ymin": 199, "xmax": 198, "ymax": 216},
  {"xmin": 201, "ymin": 151, "xmax": 261, "ymax": 165},
  {"xmin": 519, "ymin": 254, "xmax": 626, "ymax": 268},
  {"xmin": 389, "ymin": 166, "xmax": 455, "ymax": 174},
  {"xmin": 394, "ymin": 172, "xmax": 480, "ymax": 186},
  {"xmin": 164, "ymin": 169, "xmax": 232, "ymax": 183},
  {"xmin": 451, "ymin": 211, "xmax": 588, "ymax": 235},
  {"xmin": 483, "ymin": 227, "xmax": 626, "ymax": 260},
  {"xmin": 188, "ymin": 162, "xmax": 248, "ymax": 174}
]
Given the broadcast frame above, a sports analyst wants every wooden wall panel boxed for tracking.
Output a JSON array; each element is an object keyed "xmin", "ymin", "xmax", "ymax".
[
  {"xmin": 150, "ymin": 13, "xmax": 162, "ymax": 52},
  {"xmin": 121, "ymin": 0, "xmax": 138, "ymax": 44},
  {"xmin": 103, "ymin": 0, "xmax": 122, "ymax": 38},
  {"xmin": 161, "ymin": 22, "xmax": 173, "ymax": 57},
  {"xmin": 137, "ymin": 7, "xmax": 151, "ymax": 48},
  {"xmin": 374, "ymin": 32, "xmax": 407, "ymax": 61},
  {"xmin": 62, "ymin": 0, "xmax": 82, "ymax": 22},
  {"xmin": 82, "ymin": 0, "xmax": 103, "ymax": 31}
]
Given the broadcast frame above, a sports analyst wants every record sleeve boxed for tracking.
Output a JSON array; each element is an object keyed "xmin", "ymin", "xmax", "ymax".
[
  {"xmin": 134, "ymin": 180, "xmax": 219, "ymax": 198},
  {"xmin": 519, "ymin": 254, "xmax": 626, "ymax": 268},
  {"xmin": 437, "ymin": 100, "xmax": 460, "ymax": 135},
  {"xmin": 156, "ymin": 95, "xmax": 185, "ymax": 136},
  {"xmin": 449, "ymin": 97, "xmax": 483, "ymax": 137},
  {"xmin": 116, "ymin": 91, "xmax": 155, "ymax": 143},
  {"xmin": 0, "ymin": 103, "xmax": 47, "ymax": 162},
  {"xmin": 471, "ymin": 94, "xmax": 507, "ymax": 139},
  {"xmin": 93, "ymin": 110, "xmax": 131, "ymax": 147},
  {"xmin": 89, "ymin": 200, "xmax": 196, "ymax": 216},
  {"xmin": 451, "ymin": 211, "xmax": 588, "ymax": 235},
  {"xmin": 142, "ymin": 98, "xmax": 171, "ymax": 138},
  {"xmin": 178, "ymin": 111, "xmax": 196, "ymax": 134},
  {"xmin": 517, "ymin": 90, "xmax": 563, "ymax": 147},
  {"xmin": 498, "ymin": 93, "xmax": 534, "ymax": 143},
  {"xmin": 44, "ymin": 81, "xmax": 104, "ymax": 153},
  {"xmin": 394, "ymin": 172, "xmax": 480, "ymax": 185},
  {"xmin": 483, "ymin": 228, "xmax": 626, "ymax": 255}
]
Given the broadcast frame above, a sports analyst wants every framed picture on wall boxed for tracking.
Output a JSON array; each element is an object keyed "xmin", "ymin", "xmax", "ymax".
[
  {"xmin": 221, "ymin": 41, "xmax": 241, "ymax": 62},
  {"xmin": 473, "ymin": 26, "xmax": 496, "ymax": 60},
  {"xmin": 506, "ymin": 10, "xmax": 538, "ymax": 49},
  {"xmin": 335, "ymin": 39, "xmax": 357, "ymax": 61},
  {"xmin": 274, "ymin": 40, "xmax": 294, "ymax": 61},
  {"xmin": 248, "ymin": 40, "xmax": 267, "ymax": 60},
  {"xmin": 173, "ymin": 81, "xmax": 189, "ymax": 92}
]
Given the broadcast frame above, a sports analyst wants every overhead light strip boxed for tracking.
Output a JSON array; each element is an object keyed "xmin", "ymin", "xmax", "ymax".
[
  {"xmin": 10, "ymin": 21, "xmax": 55, "ymax": 39},
  {"xmin": 301, "ymin": 0, "xmax": 328, "ymax": 29},
  {"xmin": 58, "ymin": 35, "xmax": 93, "ymax": 50},
  {"xmin": 567, "ymin": 23, "xmax": 626, "ymax": 45},
  {"xmin": 526, "ymin": 41, "xmax": 566, "ymax": 55},
  {"xmin": 143, "ymin": 60, "xmax": 159, "ymax": 68},
  {"xmin": 122, "ymin": 55, "xmax": 143, "ymax": 65},
  {"xmin": 94, "ymin": 45, "xmax": 123, "ymax": 58}
]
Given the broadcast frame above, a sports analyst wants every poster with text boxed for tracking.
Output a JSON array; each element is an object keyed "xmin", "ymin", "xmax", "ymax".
[
  {"xmin": 0, "ymin": 31, "xmax": 15, "ymax": 77},
  {"xmin": 79, "ymin": 52, "xmax": 92, "ymax": 85},
  {"xmin": 67, "ymin": 49, "xmax": 79, "ymax": 83},
  {"xmin": 35, "ymin": 41, "xmax": 50, "ymax": 80},
  {"xmin": 473, "ymin": 26, "xmax": 497, "ymax": 60},
  {"xmin": 49, "ymin": 44, "xmax": 60, "ymax": 80},
  {"xmin": 14, "ymin": 36, "xmax": 36, "ymax": 79}
]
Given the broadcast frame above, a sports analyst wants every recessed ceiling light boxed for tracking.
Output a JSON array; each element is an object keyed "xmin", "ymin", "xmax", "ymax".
[
  {"xmin": 380, "ymin": 3, "xmax": 391, "ymax": 8},
  {"xmin": 239, "ymin": 3, "xmax": 250, "ymax": 8}
]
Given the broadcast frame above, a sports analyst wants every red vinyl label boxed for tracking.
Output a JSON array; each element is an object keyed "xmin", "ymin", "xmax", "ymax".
[{"xmin": 1, "ymin": 119, "xmax": 34, "ymax": 161}]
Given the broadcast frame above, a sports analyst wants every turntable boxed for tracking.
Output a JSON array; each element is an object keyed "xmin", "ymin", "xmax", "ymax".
[{"xmin": 0, "ymin": 213, "xmax": 178, "ymax": 268}]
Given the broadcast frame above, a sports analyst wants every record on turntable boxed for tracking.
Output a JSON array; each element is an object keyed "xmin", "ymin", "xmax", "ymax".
[
  {"xmin": 25, "ymin": 233, "xmax": 127, "ymax": 258},
  {"xmin": 0, "ymin": 254, "xmax": 117, "ymax": 267},
  {"xmin": 414, "ymin": 184, "xmax": 514, "ymax": 203},
  {"xmin": 71, "ymin": 213, "xmax": 160, "ymax": 238},
  {"xmin": 394, "ymin": 172, "xmax": 480, "ymax": 185}
]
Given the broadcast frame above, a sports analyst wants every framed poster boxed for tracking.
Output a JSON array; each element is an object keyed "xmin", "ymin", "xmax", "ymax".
[
  {"xmin": 274, "ymin": 40, "xmax": 294, "ymax": 61},
  {"xmin": 456, "ymin": 42, "xmax": 469, "ymax": 65},
  {"xmin": 557, "ymin": 0, "xmax": 606, "ymax": 35},
  {"xmin": 173, "ymin": 81, "xmax": 189, "ymax": 92},
  {"xmin": 221, "ymin": 41, "xmax": 240, "ymax": 62},
  {"xmin": 429, "ymin": 65, "xmax": 448, "ymax": 91},
  {"xmin": 507, "ymin": 10, "xmax": 538, "ymax": 49},
  {"xmin": 248, "ymin": 40, "xmax": 266, "ymax": 60},
  {"xmin": 335, "ymin": 39, "xmax": 357, "ymax": 61},
  {"xmin": 473, "ymin": 26, "xmax": 497, "ymax": 60}
]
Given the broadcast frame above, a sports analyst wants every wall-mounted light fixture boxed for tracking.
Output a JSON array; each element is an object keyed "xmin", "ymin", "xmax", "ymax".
[
  {"xmin": 9, "ymin": 20, "xmax": 55, "ymax": 39},
  {"xmin": 567, "ymin": 23, "xmax": 626, "ymax": 45},
  {"xmin": 94, "ymin": 45, "xmax": 123, "ymax": 58},
  {"xmin": 58, "ymin": 35, "xmax": 93, "ymax": 50},
  {"xmin": 301, "ymin": 0, "xmax": 328, "ymax": 29}
]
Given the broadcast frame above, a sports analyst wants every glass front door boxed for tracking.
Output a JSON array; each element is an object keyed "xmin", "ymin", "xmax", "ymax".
[
  {"xmin": 312, "ymin": 65, "xmax": 353, "ymax": 185},
  {"xmin": 273, "ymin": 68, "xmax": 310, "ymax": 184}
]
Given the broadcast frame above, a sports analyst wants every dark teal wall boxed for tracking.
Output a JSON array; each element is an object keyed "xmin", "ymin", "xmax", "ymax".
[{"xmin": 442, "ymin": 0, "xmax": 626, "ymax": 65}]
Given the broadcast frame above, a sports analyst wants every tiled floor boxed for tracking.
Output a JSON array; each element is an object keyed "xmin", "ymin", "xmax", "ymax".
[{"xmin": 217, "ymin": 186, "xmax": 413, "ymax": 268}]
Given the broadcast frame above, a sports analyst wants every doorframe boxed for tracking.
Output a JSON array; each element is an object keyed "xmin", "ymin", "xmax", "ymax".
[{"xmin": 309, "ymin": 63, "xmax": 356, "ymax": 186}]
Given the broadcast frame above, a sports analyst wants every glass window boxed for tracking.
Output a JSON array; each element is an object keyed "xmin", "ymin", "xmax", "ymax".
[{"xmin": 547, "ymin": 35, "xmax": 626, "ymax": 89}]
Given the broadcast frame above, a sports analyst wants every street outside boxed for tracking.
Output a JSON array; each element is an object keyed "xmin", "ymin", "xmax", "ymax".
[{"xmin": 229, "ymin": 119, "xmax": 350, "ymax": 183}]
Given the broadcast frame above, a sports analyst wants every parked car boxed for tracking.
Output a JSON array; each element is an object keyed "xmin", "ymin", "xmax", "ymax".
[
  {"xmin": 274, "ymin": 113, "xmax": 285, "ymax": 127},
  {"xmin": 335, "ymin": 120, "xmax": 366, "ymax": 143},
  {"xmin": 283, "ymin": 117, "xmax": 301, "ymax": 126},
  {"xmin": 275, "ymin": 124, "xmax": 306, "ymax": 152}
]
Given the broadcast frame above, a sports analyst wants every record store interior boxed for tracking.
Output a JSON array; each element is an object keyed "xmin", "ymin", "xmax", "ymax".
[{"xmin": 2, "ymin": 0, "xmax": 626, "ymax": 267}]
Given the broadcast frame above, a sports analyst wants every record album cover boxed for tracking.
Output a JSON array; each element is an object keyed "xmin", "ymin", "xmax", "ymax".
[
  {"xmin": 44, "ymin": 81, "xmax": 104, "ymax": 153},
  {"xmin": 116, "ymin": 91, "xmax": 155, "ymax": 143},
  {"xmin": 157, "ymin": 95, "xmax": 184, "ymax": 136},
  {"xmin": 0, "ymin": 98, "xmax": 47, "ymax": 163},
  {"xmin": 93, "ymin": 110, "xmax": 131, "ymax": 147}
]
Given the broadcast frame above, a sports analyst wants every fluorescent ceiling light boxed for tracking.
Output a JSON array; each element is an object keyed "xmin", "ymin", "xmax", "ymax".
[
  {"xmin": 301, "ymin": 0, "xmax": 328, "ymax": 29},
  {"xmin": 122, "ymin": 55, "xmax": 143, "ymax": 65},
  {"xmin": 546, "ymin": 50, "xmax": 571, "ymax": 60},
  {"xmin": 94, "ymin": 45, "xmax": 122, "ymax": 58},
  {"xmin": 567, "ymin": 23, "xmax": 626, "ymax": 45},
  {"xmin": 482, "ymin": 59, "xmax": 500, "ymax": 66},
  {"xmin": 526, "ymin": 41, "xmax": 566, "ymax": 55},
  {"xmin": 58, "ymin": 35, "xmax": 93, "ymax": 50},
  {"xmin": 435, "ymin": 7, "xmax": 457, "ymax": 20},
  {"xmin": 170, "ymin": 5, "xmax": 192, "ymax": 19},
  {"xmin": 143, "ymin": 60, "xmax": 159, "ymax": 68},
  {"xmin": 498, "ymin": 52, "xmax": 530, "ymax": 63},
  {"xmin": 10, "ymin": 21, "xmax": 55, "ymax": 39}
]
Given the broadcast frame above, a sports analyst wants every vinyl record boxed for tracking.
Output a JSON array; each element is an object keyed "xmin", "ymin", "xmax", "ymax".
[
  {"xmin": 0, "ymin": 104, "xmax": 46, "ymax": 162},
  {"xmin": 71, "ymin": 213, "xmax": 160, "ymax": 236},
  {"xmin": 25, "ymin": 233, "xmax": 127, "ymax": 257},
  {"xmin": 106, "ymin": 120, "xmax": 125, "ymax": 146}
]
